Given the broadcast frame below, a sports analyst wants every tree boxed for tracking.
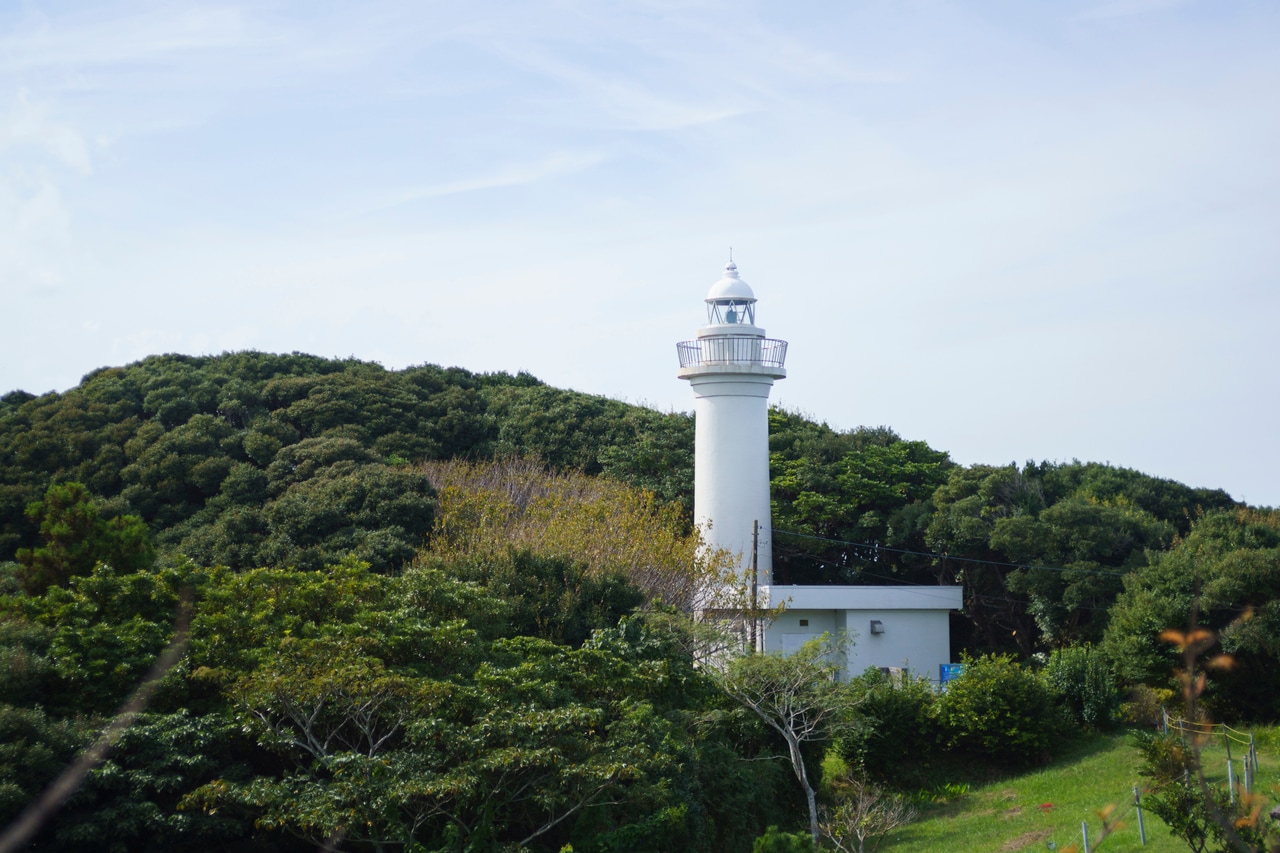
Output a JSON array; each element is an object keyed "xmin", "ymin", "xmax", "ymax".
[
  {"xmin": 2, "ymin": 549, "xmax": 798, "ymax": 852},
  {"xmin": 1042, "ymin": 644, "xmax": 1119, "ymax": 729},
  {"xmin": 714, "ymin": 637, "xmax": 849, "ymax": 845},
  {"xmin": 0, "ymin": 705, "xmax": 91, "ymax": 835},
  {"xmin": 1104, "ymin": 508, "xmax": 1280, "ymax": 719},
  {"xmin": 994, "ymin": 496, "xmax": 1172, "ymax": 646},
  {"xmin": 482, "ymin": 385, "xmax": 634, "ymax": 474},
  {"xmin": 441, "ymin": 549, "xmax": 643, "ymax": 648},
  {"xmin": 188, "ymin": 581, "xmax": 699, "ymax": 851},
  {"xmin": 257, "ymin": 462, "xmax": 436, "ymax": 572},
  {"xmin": 597, "ymin": 408, "xmax": 695, "ymax": 513},
  {"xmin": 15, "ymin": 482, "xmax": 154, "ymax": 595},
  {"xmin": 927, "ymin": 462, "xmax": 1186, "ymax": 654},
  {"xmin": 171, "ymin": 452, "xmax": 436, "ymax": 573},
  {"xmin": 201, "ymin": 634, "xmax": 449, "ymax": 851},
  {"xmin": 769, "ymin": 425, "xmax": 952, "ymax": 587},
  {"xmin": 14, "ymin": 562, "xmax": 188, "ymax": 717},
  {"xmin": 54, "ymin": 711, "xmax": 250, "ymax": 853},
  {"xmin": 421, "ymin": 456, "xmax": 726, "ymax": 611}
]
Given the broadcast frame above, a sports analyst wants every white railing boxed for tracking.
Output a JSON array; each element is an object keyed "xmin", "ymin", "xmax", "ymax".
[{"xmin": 676, "ymin": 337, "xmax": 788, "ymax": 369}]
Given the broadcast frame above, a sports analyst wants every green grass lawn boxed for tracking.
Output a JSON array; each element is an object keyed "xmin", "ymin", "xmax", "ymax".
[{"xmin": 882, "ymin": 728, "xmax": 1279, "ymax": 853}]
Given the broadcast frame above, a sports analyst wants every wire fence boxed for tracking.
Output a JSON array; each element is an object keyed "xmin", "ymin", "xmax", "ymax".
[
  {"xmin": 1163, "ymin": 710, "xmax": 1261, "ymax": 797},
  {"xmin": 1060, "ymin": 716, "xmax": 1263, "ymax": 852}
]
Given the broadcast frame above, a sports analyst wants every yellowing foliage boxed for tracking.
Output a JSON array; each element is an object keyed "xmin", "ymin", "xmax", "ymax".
[
  {"xmin": 1232, "ymin": 506, "xmax": 1280, "ymax": 531},
  {"xmin": 418, "ymin": 457, "xmax": 736, "ymax": 611}
]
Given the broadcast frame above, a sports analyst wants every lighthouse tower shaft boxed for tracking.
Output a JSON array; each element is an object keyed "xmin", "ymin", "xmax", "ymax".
[{"xmin": 676, "ymin": 262, "xmax": 787, "ymax": 586}]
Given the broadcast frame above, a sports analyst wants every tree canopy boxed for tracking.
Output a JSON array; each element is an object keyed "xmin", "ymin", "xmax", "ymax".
[
  {"xmin": 1, "ymin": 556, "xmax": 805, "ymax": 851},
  {"xmin": 1104, "ymin": 507, "xmax": 1280, "ymax": 719},
  {"xmin": 0, "ymin": 351, "xmax": 1247, "ymax": 657}
]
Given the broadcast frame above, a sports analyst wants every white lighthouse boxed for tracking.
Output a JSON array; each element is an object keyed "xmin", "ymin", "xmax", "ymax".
[
  {"xmin": 676, "ymin": 259, "xmax": 963, "ymax": 680},
  {"xmin": 676, "ymin": 261, "xmax": 788, "ymax": 587}
]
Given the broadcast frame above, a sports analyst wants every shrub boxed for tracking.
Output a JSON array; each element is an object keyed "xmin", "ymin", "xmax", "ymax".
[
  {"xmin": 1043, "ymin": 644, "xmax": 1120, "ymax": 729},
  {"xmin": 837, "ymin": 667, "xmax": 941, "ymax": 786},
  {"xmin": 819, "ymin": 772, "xmax": 917, "ymax": 853},
  {"xmin": 935, "ymin": 654, "xmax": 1062, "ymax": 766},
  {"xmin": 752, "ymin": 825, "xmax": 817, "ymax": 853},
  {"xmin": 1134, "ymin": 731, "xmax": 1272, "ymax": 852},
  {"xmin": 1119, "ymin": 684, "xmax": 1176, "ymax": 728}
]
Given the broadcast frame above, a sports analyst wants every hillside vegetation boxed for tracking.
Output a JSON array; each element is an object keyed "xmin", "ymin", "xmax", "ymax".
[
  {"xmin": 2, "ymin": 351, "xmax": 1279, "ymax": 851},
  {"xmin": 0, "ymin": 351, "xmax": 1250, "ymax": 656}
]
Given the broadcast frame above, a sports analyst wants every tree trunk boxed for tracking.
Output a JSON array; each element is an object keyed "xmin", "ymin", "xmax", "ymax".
[{"xmin": 786, "ymin": 732, "xmax": 820, "ymax": 844}]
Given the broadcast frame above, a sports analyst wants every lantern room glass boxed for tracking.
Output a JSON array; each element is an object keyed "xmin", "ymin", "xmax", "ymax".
[{"xmin": 707, "ymin": 299, "xmax": 756, "ymax": 326}]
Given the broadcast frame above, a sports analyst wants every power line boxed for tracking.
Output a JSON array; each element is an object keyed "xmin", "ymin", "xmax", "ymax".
[
  {"xmin": 772, "ymin": 528, "xmax": 1130, "ymax": 578},
  {"xmin": 771, "ymin": 547, "xmax": 1117, "ymax": 614}
]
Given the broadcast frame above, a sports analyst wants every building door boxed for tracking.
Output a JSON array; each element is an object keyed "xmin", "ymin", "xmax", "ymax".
[{"xmin": 779, "ymin": 632, "xmax": 822, "ymax": 655}]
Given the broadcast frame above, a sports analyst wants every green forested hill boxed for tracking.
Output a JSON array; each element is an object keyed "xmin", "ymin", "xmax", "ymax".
[
  {"xmin": 0, "ymin": 350, "xmax": 1241, "ymax": 653},
  {"xmin": 0, "ymin": 353, "xmax": 695, "ymax": 575},
  {"xmin": 3, "ymin": 351, "xmax": 1280, "ymax": 852}
]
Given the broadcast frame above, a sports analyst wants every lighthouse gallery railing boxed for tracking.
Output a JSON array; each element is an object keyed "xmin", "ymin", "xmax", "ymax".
[{"xmin": 676, "ymin": 336, "xmax": 788, "ymax": 369}]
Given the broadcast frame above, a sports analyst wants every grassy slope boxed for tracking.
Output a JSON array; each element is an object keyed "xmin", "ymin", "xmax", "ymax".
[{"xmin": 885, "ymin": 729, "xmax": 1278, "ymax": 853}]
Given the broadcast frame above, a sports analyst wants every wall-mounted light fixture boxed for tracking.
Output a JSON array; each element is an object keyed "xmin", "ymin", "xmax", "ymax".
[{"xmin": 870, "ymin": 620, "xmax": 884, "ymax": 635}]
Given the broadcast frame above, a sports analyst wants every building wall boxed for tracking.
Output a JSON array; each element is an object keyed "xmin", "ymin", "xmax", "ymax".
[
  {"xmin": 843, "ymin": 608, "xmax": 952, "ymax": 682},
  {"xmin": 764, "ymin": 607, "xmax": 953, "ymax": 683},
  {"xmin": 767, "ymin": 607, "xmax": 837, "ymax": 654}
]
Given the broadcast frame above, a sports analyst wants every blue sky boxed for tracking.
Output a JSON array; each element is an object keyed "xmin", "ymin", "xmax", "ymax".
[{"xmin": 3, "ymin": 0, "xmax": 1278, "ymax": 505}]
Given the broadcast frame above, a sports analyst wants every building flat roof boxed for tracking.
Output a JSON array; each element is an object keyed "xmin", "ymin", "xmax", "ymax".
[{"xmin": 760, "ymin": 585, "xmax": 963, "ymax": 611}]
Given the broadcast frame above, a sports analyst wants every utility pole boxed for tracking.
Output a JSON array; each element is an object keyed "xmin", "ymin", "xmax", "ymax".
[{"xmin": 750, "ymin": 519, "xmax": 759, "ymax": 653}]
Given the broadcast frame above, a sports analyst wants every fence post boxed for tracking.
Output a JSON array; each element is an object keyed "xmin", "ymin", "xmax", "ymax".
[
  {"xmin": 1227, "ymin": 759, "xmax": 1236, "ymax": 805},
  {"xmin": 1134, "ymin": 786, "xmax": 1147, "ymax": 846},
  {"xmin": 1225, "ymin": 729, "xmax": 1233, "ymax": 763},
  {"xmin": 1162, "ymin": 706, "xmax": 1169, "ymax": 735},
  {"xmin": 1081, "ymin": 820, "xmax": 1091, "ymax": 853}
]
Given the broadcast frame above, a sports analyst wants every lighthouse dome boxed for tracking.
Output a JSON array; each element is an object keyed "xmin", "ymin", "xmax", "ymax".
[{"xmin": 705, "ymin": 262, "xmax": 757, "ymax": 304}]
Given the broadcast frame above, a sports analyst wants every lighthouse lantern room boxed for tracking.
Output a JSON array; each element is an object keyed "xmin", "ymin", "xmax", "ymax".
[{"xmin": 704, "ymin": 262, "xmax": 758, "ymax": 326}]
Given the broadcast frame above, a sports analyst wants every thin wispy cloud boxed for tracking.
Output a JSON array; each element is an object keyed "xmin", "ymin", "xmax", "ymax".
[
  {"xmin": 1, "ymin": 91, "xmax": 92, "ymax": 174},
  {"xmin": 480, "ymin": 38, "xmax": 753, "ymax": 132},
  {"xmin": 0, "ymin": 176, "xmax": 73, "ymax": 292},
  {"xmin": 0, "ymin": 5, "xmax": 262, "ymax": 71},
  {"xmin": 349, "ymin": 150, "xmax": 610, "ymax": 216},
  {"xmin": 1073, "ymin": 0, "xmax": 1194, "ymax": 21},
  {"xmin": 0, "ymin": 2, "xmax": 402, "ymax": 104},
  {"xmin": 0, "ymin": 90, "xmax": 86, "ymax": 295}
]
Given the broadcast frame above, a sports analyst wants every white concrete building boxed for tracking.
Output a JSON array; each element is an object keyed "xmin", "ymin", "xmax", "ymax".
[
  {"xmin": 761, "ymin": 585, "xmax": 964, "ymax": 682},
  {"xmin": 677, "ymin": 261, "xmax": 962, "ymax": 682}
]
